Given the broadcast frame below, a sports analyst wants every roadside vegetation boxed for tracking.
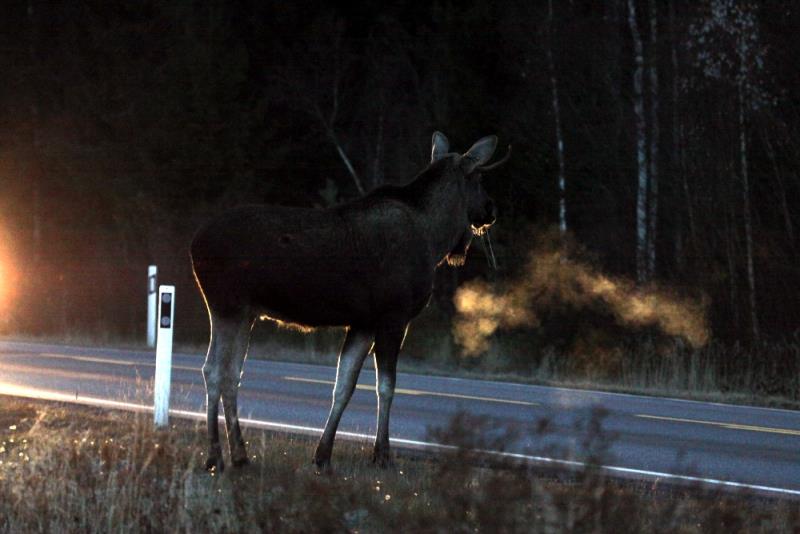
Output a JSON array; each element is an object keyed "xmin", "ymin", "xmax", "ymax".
[
  {"xmin": 0, "ymin": 396, "xmax": 798, "ymax": 533},
  {"xmin": 247, "ymin": 309, "xmax": 800, "ymax": 409}
]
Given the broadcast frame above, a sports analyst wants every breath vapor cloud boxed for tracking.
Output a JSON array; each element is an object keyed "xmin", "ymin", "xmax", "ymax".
[{"xmin": 453, "ymin": 233, "xmax": 709, "ymax": 356}]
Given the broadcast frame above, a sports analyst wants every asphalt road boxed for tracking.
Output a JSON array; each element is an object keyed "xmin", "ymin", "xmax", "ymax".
[{"xmin": 1, "ymin": 339, "xmax": 799, "ymax": 497}]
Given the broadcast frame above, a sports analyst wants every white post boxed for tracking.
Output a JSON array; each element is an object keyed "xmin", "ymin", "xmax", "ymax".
[
  {"xmin": 154, "ymin": 285, "xmax": 175, "ymax": 428},
  {"xmin": 146, "ymin": 265, "xmax": 157, "ymax": 347}
]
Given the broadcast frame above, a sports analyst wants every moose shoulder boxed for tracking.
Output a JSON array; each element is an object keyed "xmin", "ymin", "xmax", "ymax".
[{"xmin": 191, "ymin": 132, "xmax": 508, "ymax": 471}]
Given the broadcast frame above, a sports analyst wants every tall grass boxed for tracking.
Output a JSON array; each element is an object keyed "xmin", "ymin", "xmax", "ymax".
[
  {"xmin": 0, "ymin": 397, "xmax": 798, "ymax": 532},
  {"xmin": 475, "ymin": 330, "xmax": 800, "ymax": 407}
]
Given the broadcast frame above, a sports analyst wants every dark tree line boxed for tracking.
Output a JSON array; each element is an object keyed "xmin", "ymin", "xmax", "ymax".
[{"xmin": 0, "ymin": 0, "xmax": 798, "ymax": 347}]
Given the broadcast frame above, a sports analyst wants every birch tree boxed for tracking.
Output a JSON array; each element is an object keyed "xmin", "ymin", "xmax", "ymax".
[
  {"xmin": 628, "ymin": 0, "xmax": 649, "ymax": 283},
  {"xmin": 546, "ymin": 0, "xmax": 567, "ymax": 234},
  {"xmin": 646, "ymin": 0, "xmax": 660, "ymax": 277},
  {"xmin": 688, "ymin": 0, "xmax": 770, "ymax": 340},
  {"xmin": 669, "ymin": 0, "xmax": 696, "ymax": 271}
]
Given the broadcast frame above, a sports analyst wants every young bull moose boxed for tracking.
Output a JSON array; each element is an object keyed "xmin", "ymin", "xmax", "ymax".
[{"xmin": 191, "ymin": 132, "xmax": 509, "ymax": 471}]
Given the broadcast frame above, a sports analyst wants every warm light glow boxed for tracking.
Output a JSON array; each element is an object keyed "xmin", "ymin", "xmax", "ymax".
[
  {"xmin": 454, "ymin": 231, "xmax": 710, "ymax": 356},
  {"xmin": 0, "ymin": 261, "xmax": 5, "ymax": 304},
  {"xmin": 0, "ymin": 224, "xmax": 16, "ymax": 328}
]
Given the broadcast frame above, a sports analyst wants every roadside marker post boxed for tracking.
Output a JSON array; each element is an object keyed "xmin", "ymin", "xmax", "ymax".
[
  {"xmin": 146, "ymin": 266, "xmax": 157, "ymax": 347},
  {"xmin": 154, "ymin": 285, "xmax": 174, "ymax": 428}
]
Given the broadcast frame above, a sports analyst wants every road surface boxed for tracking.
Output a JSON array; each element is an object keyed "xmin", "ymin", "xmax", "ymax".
[{"xmin": 0, "ymin": 339, "xmax": 799, "ymax": 497}]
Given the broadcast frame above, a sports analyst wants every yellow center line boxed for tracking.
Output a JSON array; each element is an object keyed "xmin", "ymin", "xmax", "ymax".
[
  {"xmin": 636, "ymin": 414, "xmax": 800, "ymax": 436},
  {"xmin": 283, "ymin": 376, "xmax": 538, "ymax": 406},
  {"xmin": 38, "ymin": 353, "xmax": 199, "ymax": 372}
]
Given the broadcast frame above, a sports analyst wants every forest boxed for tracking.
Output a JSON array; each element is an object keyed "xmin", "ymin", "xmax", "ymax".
[{"xmin": 0, "ymin": 1, "xmax": 798, "ymax": 387}]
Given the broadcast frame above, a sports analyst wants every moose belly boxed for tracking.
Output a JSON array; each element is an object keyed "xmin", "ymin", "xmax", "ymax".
[
  {"xmin": 247, "ymin": 262, "xmax": 374, "ymax": 328},
  {"xmin": 240, "ymin": 256, "xmax": 430, "ymax": 329}
]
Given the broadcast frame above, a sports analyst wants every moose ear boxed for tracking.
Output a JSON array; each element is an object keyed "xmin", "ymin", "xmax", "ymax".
[
  {"xmin": 461, "ymin": 135, "xmax": 498, "ymax": 174},
  {"xmin": 431, "ymin": 131, "xmax": 450, "ymax": 163}
]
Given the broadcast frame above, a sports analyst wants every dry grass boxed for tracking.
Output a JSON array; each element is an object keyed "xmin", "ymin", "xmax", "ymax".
[{"xmin": 0, "ymin": 397, "xmax": 798, "ymax": 533}]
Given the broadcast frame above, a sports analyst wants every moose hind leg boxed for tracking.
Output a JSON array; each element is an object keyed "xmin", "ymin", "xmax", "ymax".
[
  {"xmin": 202, "ymin": 328, "xmax": 224, "ymax": 472},
  {"xmin": 372, "ymin": 325, "xmax": 407, "ymax": 467},
  {"xmin": 313, "ymin": 327, "xmax": 374, "ymax": 469},
  {"xmin": 221, "ymin": 387, "xmax": 247, "ymax": 467},
  {"xmin": 202, "ymin": 313, "xmax": 251, "ymax": 472},
  {"xmin": 221, "ymin": 317, "xmax": 255, "ymax": 468}
]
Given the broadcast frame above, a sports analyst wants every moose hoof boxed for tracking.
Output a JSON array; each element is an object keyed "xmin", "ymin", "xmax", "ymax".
[
  {"xmin": 205, "ymin": 455, "xmax": 225, "ymax": 473},
  {"xmin": 313, "ymin": 454, "xmax": 332, "ymax": 473},
  {"xmin": 232, "ymin": 455, "xmax": 250, "ymax": 468},
  {"xmin": 313, "ymin": 443, "xmax": 332, "ymax": 472},
  {"xmin": 372, "ymin": 450, "xmax": 394, "ymax": 469}
]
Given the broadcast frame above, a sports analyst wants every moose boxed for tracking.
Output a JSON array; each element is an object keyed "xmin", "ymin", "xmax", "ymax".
[{"xmin": 191, "ymin": 132, "xmax": 508, "ymax": 471}]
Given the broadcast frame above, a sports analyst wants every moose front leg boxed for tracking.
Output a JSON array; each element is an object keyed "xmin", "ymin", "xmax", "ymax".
[
  {"xmin": 314, "ymin": 327, "xmax": 375, "ymax": 469},
  {"xmin": 372, "ymin": 325, "xmax": 407, "ymax": 467}
]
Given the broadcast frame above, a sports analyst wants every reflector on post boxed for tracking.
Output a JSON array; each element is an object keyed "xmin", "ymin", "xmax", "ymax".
[
  {"xmin": 154, "ymin": 285, "xmax": 174, "ymax": 428},
  {"xmin": 147, "ymin": 266, "xmax": 157, "ymax": 347}
]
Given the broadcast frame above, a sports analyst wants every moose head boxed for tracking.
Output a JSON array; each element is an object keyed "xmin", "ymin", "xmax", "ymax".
[{"xmin": 429, "ymin": 131, "xmax": 509, "ymax": 266}]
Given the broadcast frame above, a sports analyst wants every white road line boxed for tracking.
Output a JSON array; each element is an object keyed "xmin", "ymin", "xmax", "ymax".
[
  {"xmin": 396, "ymin": 369, "xmax": 800, "ymax": 415},
  {"xmin": 284, "ymin": 376, "xmax": 539, "ymax": 406},
  {"xmin": 0, "ymin": 381, "xmax": 799, "ymax": 498},
  {"xmin": 636, "ymin": 413, "xmax": 800, "ymax": 437},
  {"xmin": 38, "ymin": 352, "xmax": 198, "ymax": 372}
]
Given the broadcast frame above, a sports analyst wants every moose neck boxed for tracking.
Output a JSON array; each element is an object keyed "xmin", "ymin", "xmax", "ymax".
[{"xmin": 408, "ymin": 169, "xmax": 468, "ymax": 265}]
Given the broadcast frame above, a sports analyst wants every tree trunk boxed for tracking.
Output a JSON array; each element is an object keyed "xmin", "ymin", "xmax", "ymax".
[
  {"xmin": 628, "ymin": 0, "xmax": 649, "ymax": 283},
  {"xmin": 646, "ymin": 0, "xmax": 660, "ymax": 278},
  {"xmin": 669, "ymin": 0, "xmax": 695, "ymax": 269},
  {"xmin": 32, "ymin": 183, "xmax": 41, "ymax": 263},
  {"xmin": 738, "ymin": 82, "xmax": 759, "ymax": 340},
  {"xmin": 327, "ymin": 127, "xmax": 365, "ymax": 196},
  {"xmin": 547, "ymin": 0, "xmax": 567, "ymax": 235},
  {"xmin": 763, "ymin": 132, "xmax": 795, "ymax": 251},
  {"xmin": 372, "ymin": 109, "xmax": 384, "ymax": 189},
  {"xmin": 28, "ymin": 0, "xmax": 42, "ymax": 263},
  {"xmin": 310, "ymin": 29, "xmax": 366, "ymax": 197},
  {"xmin": 725, "ymin": 205, "xmax": 740, "ymax": 334}
]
